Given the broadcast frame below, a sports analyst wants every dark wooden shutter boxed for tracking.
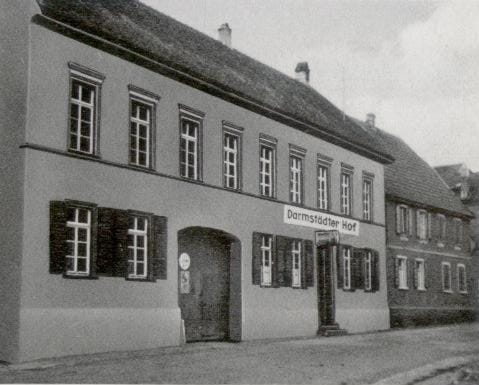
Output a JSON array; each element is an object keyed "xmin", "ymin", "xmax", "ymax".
[
  {"xmin": 394, "ymin": 257, "xmax": 400, "ymax": 288},
  {"xmin": 49, "ymin": 201, "xmax": 67, "ymax": 274},
  {"xmin": 372, "ymin": 250, "xmax": 380, "ymax": 292},
  {"xmin": 304, "ymin": 240, "xmax": 314, "ymax": 288},
  {"xmin": 412, "ymin": 260, "xmax": 418, "ymax": 289},
  {"xmin": 112, "ymin": 209, "xmax": 129, "ymax": 277},
  {"xmin": 416, "ymin": 210, "xmax": 421, "ymax": 239},
  {"xmin": 252, "ymin": 232, "xmax": 263, "ymax": 285},
  {"xmin": 284, "ymin": 238, "xmax": 293, "ymax": 288},
  {"xmin": 89, "ymin": 206, "xmax": 98, "ymax": 278},
  {"xmin": 275, "ymin": 236, "xmax": 287, "ymax": 287},
  {"xmin": 352, "ymin": 248, "xmax": 364, "ymax": 290},
  {"xmin": 336, "ymin": 245, "xmax": 344, "ymax": 289},
  {"xmin": 408, "ymin": 259, "xmax": 415, "ymax": 289},
  {"xmin": 152, "ymin": 215, "xmax": 168, "ymax": 280},
  {"xmin": 408, "ymin": 208, "xmax": 414, "ymax": 237},
  {"xmin": 395, "ymin": 205, "xmax": 401, "ymax": 234},
  {"xmin": 97, "ymin": 207, "xmax": 115, "ymax": 276},
  {"xmin": 424, "ymin": 260, "xmax": 428, "ymax": 289}
]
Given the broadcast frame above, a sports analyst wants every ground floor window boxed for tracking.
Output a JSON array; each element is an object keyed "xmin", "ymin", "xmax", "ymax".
[
  {"xmin": 396, "ymin": 256, "xmax": 408, "ymax": 289},
  {"xmin": 66, "ymin": 207, "xmax": 91, "ymax": 276},
  {"xmin": 414, "ymin": 259, "xmax": 426, "ymax": 290},
  {"xmin": 261, "ymin": 234, "xmax": 273, "ymax": 286},
  {"xmin": 342, "ymin": 247, "xmax": 351, "ymax": 290},
  {"xmin": 291, "ymin": 240, "xmax": 302, "ymax": 288},
  {"xmin": 442, "ymin": 262, "xmax": 452, "ymax": 292},
  {"xmin": 127, "ymin": 216, "xmax": 149, "ymax": 279},
  {"xmin": 457, "ymin": 264, "xmax": 467, "ymax": 293}
]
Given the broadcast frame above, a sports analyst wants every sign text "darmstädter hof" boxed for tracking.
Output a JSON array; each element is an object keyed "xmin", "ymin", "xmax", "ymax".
[{"xmin": 283, "ymin": 205, "xmax": 359, "ymax": 236}]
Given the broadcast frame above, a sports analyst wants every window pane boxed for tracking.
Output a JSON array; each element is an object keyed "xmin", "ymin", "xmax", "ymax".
[
  {"xmin": 137, "ymin": 236, "xmax": 145, "ymax": 248},
  {"xmin": 77, "ymin": 258, "xmax": 87, "ymax": 272},
  {"xmin": 137, "ymin": 248, "xmax": 145, "ymax": 260},
  {"xmin": 80, "ymin": 137, "xmax": 90, "ymax": 152},
  {"xmin": 137, "ymin": 262, "xmax": 145, "ymax": 276},
  {"xmin": 81, "ymin": 86, "xmax": 93, "ymax": 103},
  {"xmin": 67, "ymin": 208, "xmax": 76, "ymax": 222},
  {"xmin": 71, "ymin": 82, "xmax": 80, "ymax": 99},
  {"xmin": 80, "ymin": 121, "xmax": 91, "ymax": 137},
  {"xmin": 81, "ymin": 107, "xmax": 91, "ymax": 122},
  {"xmin": 66, "ymin": 256, "xmax": 75, "ymax": 271},
  {"xmin": 78, "ymin": 209, "xmax": 89, "ymax": 224},
  {"xmin": 77, "ymin": 243, "xmax": 87, "ymax": 257},
  {"xmin": 66, "ymin": 241, "xmax": 75, "ymax": 256},
  {"xmin": 78, "ymin": 228, "xmax": 87, "ymax": 242},
  {"xmin": 70, "ymin": 104, "xmax": 79, "ymax": 119}
]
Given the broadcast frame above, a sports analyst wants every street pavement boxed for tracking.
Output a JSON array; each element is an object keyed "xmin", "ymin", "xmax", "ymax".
[{"xmin": 1, "ymin": 322, "xmax": 478, "ymax": 384}]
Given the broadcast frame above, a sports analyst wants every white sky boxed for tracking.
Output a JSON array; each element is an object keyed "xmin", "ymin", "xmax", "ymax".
[{"xmin": 142, "ymin": 0, "xmax": 479, "ymax": 171}]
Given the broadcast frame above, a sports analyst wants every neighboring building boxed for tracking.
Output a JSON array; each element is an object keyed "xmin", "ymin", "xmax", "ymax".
[
  {"xmin": 0, "ymin": 0, "xmax": 394, "ymax": 362},
  {"xmin": 435, "ymin": 164, "xmax": 479, "ymax": 315},
  {"xmin": 355, "ymin": 116, "xmax": 475, "ymax": 327}
]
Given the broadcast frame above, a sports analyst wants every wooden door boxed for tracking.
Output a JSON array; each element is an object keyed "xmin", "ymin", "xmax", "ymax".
[
  {"xmin": 178, "ymin": 230, "xmax": 230, "ymax": 341},
  {"xmin": 318, "ymin": 245, "xmax": 335, "ymax": 326}
]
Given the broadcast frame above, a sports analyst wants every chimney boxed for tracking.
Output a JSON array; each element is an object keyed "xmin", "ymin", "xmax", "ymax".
[
  {"xmin": 366, "ymin": 113, "xmax": 376, "ymax": 128},
  {"xmin": 295, "ymin": 62, "xmax": 310, "ymax": 84},
  {"xmin": 218, "ymin": 23, "xmax": 232, "ymax": 48}
]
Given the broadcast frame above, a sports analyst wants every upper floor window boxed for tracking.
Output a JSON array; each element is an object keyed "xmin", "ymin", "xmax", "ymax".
[
  {"xmin": 442, "ymin": 262, "xmax": 452, "ymax": 292},
  {"xmin": 261, "ymin": 234, "xmax": 273, "ymax": 286},
  {"xmin": 127, "ymin": 216, "xmax": 149, "ymax": 279},
  {"xmin": 259, "ymin": 135, "xmax": 277, "ymax": 198},
  {"xmin": 340, "ymin": 171, "xmax": 352, "ymax": 216},
  {"xmin": 179, "ymin": 106, "xmax": 204, "ymax": 181},
  {"xmin": 223, "ymin": 124, "xmax": 242, "ymax": 190},
  {"xmin": 317, "ymin": 163, "xmax": 330, "ymax": 210},
  {"xmin": 437, "ymin": 214, "xmax": 447, "ymax": 244},
  {"xmin": 396, "ymin": 256, "xmax": 408, "ymax": 289},
  {"xmin": 290, "ymin": 155, "xmax": 304, "ymax": 204},
  {"xmin": 291, "ymin": 240, "xmax": 302, "ymax": 288},
  {"xmin": 414, "ymin": 259, "xmax": 426, "ymax": 290},
  {"xmin": 457, "ymin": 264, "xmax": 467, "ymax": 293},
  {"xmin": 66, "ymin": 206, "xmax": 92, "ymax": 276},
  {"xmin": 396, "ymin": 204, "xmax": 411, "ymax": 236},
  {"xmin": 416, "ymin": 210, "xmax": 428, "ymax": 241},
  {"xmin": 362, "ymin": 176, "xmax": 373, "ymax": 221},
  {"xmin": 454, "ymin": 218, "xmax": 463, "ymax": 247}
]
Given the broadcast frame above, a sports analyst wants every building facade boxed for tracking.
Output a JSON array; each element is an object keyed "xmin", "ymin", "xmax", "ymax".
[
  {"xmin": 355, "ymin": 117, "xmax": 475, "ymax": 327},
  {"xmin": 0, "ymin": 0, "xmax": 394, "ymax": 362}
]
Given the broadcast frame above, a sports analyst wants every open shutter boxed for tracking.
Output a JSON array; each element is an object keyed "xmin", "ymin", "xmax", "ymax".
[
  {"xmin": 89, "ymin": 206, "xmax": 98, "ymax": 278},
  {"xmin": 97, "ymin": 207, "xmax": 115, "ymax": 276},
  {"xmin": 112, "ymin": 209, "xmax": 129, "ymax": 277},
  {"xmin": 49, "ymin": 201, "xmax": 67, "ymax": 274},
  {"xmin": 275, "ymin": 236, "xmax": 287, "ymax": 287},
  {"xmin": 152, "ymin": 215, "xmax": 168, "ymax": 280},
  {"xmin": 408, "ymin": 208, "xmax": 414, "ymax": 237},
  {"xmin": 408, "ymin": 259, "xmax": 415, "ymax": 289},
  {"xmin": 394, "ymin": 257, "xmax": 400, "ymax": 288},
  {"xmin": 283, "ymin": 238, "xmax": 293, "ymax": 288},
  {"xmin": 427, "ymin": 213, "xmax": 432, "ymax": 241},
  {"xmin": 412, "ymin": 260, "xmax": 418, "ymax": 289},
  {"xmin": 304, "ymin": 240, "xmax": 314, "ymax": 288},
  {"xmin": 372, "ymin": 250, "xmax": 380, "ymax": 292},
  {"xmin": 336, "ymin": 245, "xmax": 344, "ymax": 289},
  {"xmin": 252, "ymin": 232, "xmax": 262, "ymax": 285},
  {"xmin": 352, "ymin": 248, "xmax": 364, "ymax": 290},
  {"xmin": 424, "ymin": 260, "xmax": 428, "ymax": 289},
  {"xmin": 395, "ymin": 205, "xmax": 401, "ymax": 234},
  {"xmin": 416, "ymin": 210, "xmax": 421, "ymax": 238}
]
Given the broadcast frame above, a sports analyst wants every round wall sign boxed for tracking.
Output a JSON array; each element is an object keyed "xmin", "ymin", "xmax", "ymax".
[{"xmin": 179, "ymin": 253, "xmax": 191, "ymax": 270}]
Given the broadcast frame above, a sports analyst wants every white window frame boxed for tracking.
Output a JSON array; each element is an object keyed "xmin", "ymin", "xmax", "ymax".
[
  {"xmin": 260, "ymin": 143, "xmax": 275, "ymax": 198},
  {"xmin": 362, "ymin": 178, "xmax": 373, "ymax": 221},
  {"xmin": 340, "ymin": 172, "xmax": 352, "ymax": 216},
  {"xmin": 66, "ymin": 207, "xmax": 91, "ymax": 276},
  {"xmin": 129, "ymin": 97, "xmax": 153, "ymax": 168},
  {"xmin": 397, "ymin": 204, "xmax": 409, "ymax": 237},
  {"xmin": 290, "ymin": 155, "xmax": 303, "ymax": 204},
  {"xmin": 437, "ymin": 214, "xmax": 446, "ymax": 246},
  {"xmin": 417, "ymin": 210, "xmax": 428, "ymax": 241},
  {"xmin": 364, "ymin": 250, "xmax": 372, "ymax": 291},
  {"xmin": 415, "ymin": 258, "xmax": 426, "ymax": 291},
  {"xmin": 317, "ymin": 164, "xmax": 330, "ymax": 210},
  {"xmin": 127, "ymin": 216, "xmax": 148, "ymax": 279},
  {"xmin": 343, "ymin": 247, "xmax": 352, "ymax": 290},
  {"xmin": 442, "ymin": 261, "xmax": 452, "ymax": 292},
  {"xmin": 292, "ymin": 240, "xmax": 302, "ymax": 288},
  {"xmin": 180, "ymin": 115, "xmax": 201, "ymax": 180},
  {"xmin": 454, "ymin": 218, "xmax": 463, "ymax": 248},
  {"xmin": 457, "ymin": 264, "xmax": 467, "ymax": 293},
  {"xmin": 223, "ymin": 131, "xmax": 240, "ymax": 189},
  {"xmin": 397, "ymin": 256, "xmax": 408, "ymax": 290},
  {"xmin": 260, "ymin": 235, "xmax": 273, "ymax": 286}
]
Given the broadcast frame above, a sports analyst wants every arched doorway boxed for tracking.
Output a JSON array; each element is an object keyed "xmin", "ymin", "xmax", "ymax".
[{"xmin": 178, "ymin": 227, "xmax": 241, "ymax": 342}]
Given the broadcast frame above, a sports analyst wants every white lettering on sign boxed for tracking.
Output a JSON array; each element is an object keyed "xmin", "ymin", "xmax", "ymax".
[{"xmin": 283, "ymin": 205, "xmax": 359, "ymax": 236}]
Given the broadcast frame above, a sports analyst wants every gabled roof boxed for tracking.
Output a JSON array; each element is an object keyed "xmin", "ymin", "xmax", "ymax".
[
  {"xmin": 34, "ymin": 0, "xmax": 393, "ymax": 164},
  {"xmin": 435, "ymin": 164, "xmax": 479, "ymax": 206},
  {"xmin": 434, "ymin": 164, "xmax": 468, "ymax": 188},
  {"xmin": 352, "ymin": 119, "xmax": 472, "ymax": 217}
]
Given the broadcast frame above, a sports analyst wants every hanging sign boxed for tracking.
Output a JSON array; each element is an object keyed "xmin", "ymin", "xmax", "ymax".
[
  {"xmin": 180, "ymin": 271, "xmax": 191, "ymax": 294},
  {"xmin": 179, "ymin": 253, "xmax": 191, "ymax": 270},
  {"xmin": 315, "ymin": 230, "xmax": 340, "ymax": 246},
  {"xmin": 284, "ymin": 205, "xmax": 359, "ymax": 236}
]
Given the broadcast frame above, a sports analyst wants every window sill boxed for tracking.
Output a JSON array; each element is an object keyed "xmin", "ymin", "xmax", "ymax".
[
  {"xmin": 416, "ymin": 288, "xmax": 427, "ymax": 292},
  {"xmin": 437, "ymin": 242, "xmax": 445, "ymax": 248},
  {"xmin": 454, "ymin": 246, "xmax": 462, "ymax": 251},
  {"xmin": 443, "ymin": 289, "xmax": 453, "ymax": 294},
  {"xmin": 126, "ymin": 276, "xmax": 153, "ymax": 282},
  {"xmin": 459, "ymin": 291, "xmax": 468, "ymax": 295},
  {"xmin": 129, "ymin": 163, "xmax": 155, "ymax": 172},
  {"xmin": 63, "ymin": 273, "xmax": 98, "ymax": 280},
  {"xmin": 399, "ymin": 235, "xmax": 409, "ymax": 241},
  {"xmin": 419, "ymin": 240, "xmax": 428, "ymax": 244},
  {"xmin": 398, "ymin": 286, "xmax": 409, "ymax": 291},
  {"xmin": 67, "ymin": 148, "xmax": 100, "ymax": 159}
]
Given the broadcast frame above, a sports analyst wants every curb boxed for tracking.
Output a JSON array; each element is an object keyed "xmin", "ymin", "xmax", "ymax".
[{"xmin": 371, "ymin": 354, "xmax": 479, "ymax": 385}]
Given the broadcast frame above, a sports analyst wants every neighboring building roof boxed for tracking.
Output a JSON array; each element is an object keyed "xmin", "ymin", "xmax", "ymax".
[
  {"xmin": 435, "ymin": 164, "xmax": 479, "ymax": 206},
  {"xmin": 34, "ymin": 0, "xmax": 393, "ymax": 164},
  {"xmin": 352, "ymin": 119, "xmax": 472, "ymax": 217}
]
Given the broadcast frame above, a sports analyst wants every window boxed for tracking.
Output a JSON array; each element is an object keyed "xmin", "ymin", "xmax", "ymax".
[
  {"xmin": 223, "ymin": 131, "xmax": 240, "ymax": 189},
  {"xmin": 340, "ymin": 172, "xmax": 352, "ymax": 216},
  {"xmin": 362, "ymin": 178, "xmax": 373, "ymax": 221},
  {"xmin": 127, "ymin": 216, "xmax": 148, "ymax": 279},
  {"xmin": 396, "ymin": 256, "xmax": 408, "ymax": 289},
  {"xmin": 396, "ymin": 205, "xmax": 410, "ymax": 236},
  {"xmin": 438, "ymin": 214, "xmax": 446, "ymax": 244},
  {"xmin": 261, "ymin": 235, "xmax": 273, "ymax": 286},
  {"xmin": 179, "ymin": 106, "xmax": 203, "ymax": 180},
  {"xmin": 290, "ymin": 156, "xmax": 303, "ymax": 204},
  {"xmin": 259, "ymin": 136, "xmax": 276, "ymax": 197},
  {"xmin": 442, "ymin": 262, "xmax": 452, "ymax": 292},
  {"xmin": 416, "ymin": 210, "xmax": 428, "ymax": 241},
  {"xmin": 317, "ymin": 164, "xmax": 330, "ymax": 210},
  {"xmin": 457, "ymin": 264, "xmax": 467, "ymax": 293},
  {"xmin": 68, "ymin": 63, "xmax": 103, "ymax": 155},
  {"xmin": 292, "ymin": 240, "xmax": 302, "ymax": 288},
  {"xmin": 130, "ymin": 99, "xmax": 153, "ymax": 168},
  {"xmin": 343, "ymin": 247, "xmax": 352, "ymax": 290},
  {"xmin": 414, "ymin": 259, "xmax": 426, "ymax": 290},
  {"xmin": 66, "ymin": 207, "xmax": 91, "ymax": 276},
  {"xmin": 454, "ymin": 219, "xmax": 463, "ymax": 247},
  {"xmin": 364, "ymin": 250, "xmax": 372, "ymax": 291}
]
